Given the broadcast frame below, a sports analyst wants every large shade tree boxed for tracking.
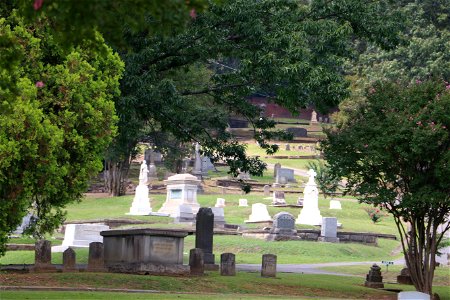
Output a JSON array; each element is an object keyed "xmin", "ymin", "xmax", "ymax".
[
  {"xmin": 105, "ymin": 0, "xmax": 406, "ymax": 195},
  {"xmin": 321, "ymin": 80, "xmax": 450, "ymax": 296}
]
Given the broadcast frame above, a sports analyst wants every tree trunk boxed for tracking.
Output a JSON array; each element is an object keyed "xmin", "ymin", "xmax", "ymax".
[{"xmin": 103, "ymin": 159, "xmax": 130, "ymax": 196}]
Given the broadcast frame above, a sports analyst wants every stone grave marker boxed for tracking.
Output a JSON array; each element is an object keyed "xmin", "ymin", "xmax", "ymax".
[
  {"xmin": 397, "ymin": 267, "xmax": 413, "ymax": 285},
  {"xmin": 173, "ymin": 204, "xmax": 195, "ymax": 224},
  {"xmin": 87, "ymin": 242, "xmax": 105, "ymax": 272},
  {"xmin": 211, "ymin": 207, "xmax": 226, "ymax": 228},
  {"xmin": 285, "ymin": 144, "xmax": 290, "ymax": 151},
  {"xmin": 34, "ymin": 240, "xmax": 56, "ymax": 272},
  {"xmin": 13, "ymin": 212, "xmax": 34, "ymax": 234},
  {"xmin": 238, "ymin": 199, "xmax": 248, "ymax": 207},
  {"xmin": 158, "ymin": 173, "xmax": 201, "ymax": 216},
  {"xmin": 329, "ymin": 200, "xmax": 342, "ymax": 210},
  {"xmin": 263, "ymin": 185, "xmax": 270, "ymax": 197},
  {"xmin": 195, "ymin": 208, "xmax": 217, "ymax": 269},
  {"xmin": 272, "ymin": 191, "xmax": 286, "ymax": 205},
  {"xmin": 286, "ymin": 127, "xmax": 307, "ymax": 137},
  {"xmin": 267, "ymin": 212, "xmax": 299, "ymax": 241},
  {"xmin": 189, "ymin": 248, "xmax": 204, "ymax": 276},
  {"xmin": 215, "ymin": 198, "xmax": 226, "ymax": 207},
  {"xmin": 277, "ymin": 168, "xmax": 296, "ymax": 182},
  {"xmin": 318, "ymin": 217, "xmax": 339, "ymax": 243},
  {"xmin": 273, "ymin": 163, "xmax": 281, "ymax": 178},
  {"xmin": 220, "ymin": 253, "xmax": 236, "ymax": 276},
  {"xmin": 296, "ymin": 169, "xmax": 322, "ymax": 226},
  {"xmin": 245, "ymin": 203, "xmax": 272, "ymax": 223},
  {"xmin": 63, "ymin": 248, "xmax": 77, "ymax": 272},
  {"xmin": 364, "ymin": 264, "xmax": 384, "ymax": 288},
  {"xmin": 52, "ymin": 223, "xmax": 109, "ymax": 252},
  {"xmin": 261, "ymin": 254, "xmax": 277, "ymax": 277}
]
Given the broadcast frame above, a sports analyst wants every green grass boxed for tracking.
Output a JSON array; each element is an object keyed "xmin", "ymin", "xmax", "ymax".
[{"xmin": 0, "ymin": 272, "xmax": 401, "ymax": 299}]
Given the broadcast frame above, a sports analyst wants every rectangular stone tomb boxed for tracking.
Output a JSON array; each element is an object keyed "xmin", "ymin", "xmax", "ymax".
[{"xmin": 101, "ymin": 228, "xmax": 192, "ymax": 275}]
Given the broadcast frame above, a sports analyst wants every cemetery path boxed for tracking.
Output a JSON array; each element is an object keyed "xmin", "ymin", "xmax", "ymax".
[{"xmin": 237, "ymin": 259, "xmax": 408, "ymax": 277}]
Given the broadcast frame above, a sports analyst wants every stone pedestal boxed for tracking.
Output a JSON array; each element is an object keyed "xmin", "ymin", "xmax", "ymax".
[
  {"xmin": 220, "ymin": 253, "xmax": 236, "ymax": 276},
  {"xmin": 296, "ymin": 169, "xmax": 322, "ymax": 226},
  {"xmin": 261, "ymin": 254, "xmax": 277, "ymax": 277},
  {"xmin": 101, "ymin": 228, "xmax": 191, "ymax": 275},
  {"xmin": 195, "ymin": 208, "xmax": 217, "ymax": 268},
  {"xmin": 63, "ymin": 248, "xmax": 78, "ymax": 272},
  {"xmin": 158, "ymin": 173, "xmax": 201, "ymax": 216},
  {"xmin": 128, "ymin": 184, "xmax": 152, "ymax": 215},
  {"xmin": 87, "ymin": 242, "xmax": 106, "ymax": 272},
  {"xmin": 364, "ymin": 264, "xmax": 384, "ymax": 288},
  {"xmin": 189, "ymin": 248, "xmax": 204, "ymax": 276}
]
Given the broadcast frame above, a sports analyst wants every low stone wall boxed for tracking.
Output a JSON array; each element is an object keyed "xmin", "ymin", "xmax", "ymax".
[
  {"xmin": 242, "ymin": 229, "xmax": 396, "ymax": 245},
  {"xmin": 6, "ymin": 244, "xmax": 35, "ymax": 251}
]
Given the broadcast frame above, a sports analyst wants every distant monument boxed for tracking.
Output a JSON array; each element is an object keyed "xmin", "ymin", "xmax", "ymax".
[
  {"xmin": 296, "ymin": 169, "xmax": 322, "ymax": 225},
  {"xmin": 128, "ymin": 160, "xmax": 152, "ymax": 215},
  {"xmin": 158, "ymin": 173, "xmax": 201, "ymax": 216},
  {"xmin": 192, "ymin": 143, "xmax": 206, "ymax": 179}
]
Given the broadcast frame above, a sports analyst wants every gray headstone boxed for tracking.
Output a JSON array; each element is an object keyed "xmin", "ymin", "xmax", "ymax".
[
  {"xmin": 273, "ymin": 212, "xmax": 295, "ymax": 230},
  {"xmin": 174, "ymin": 204, "xmax": 195, "ymax": 224},
  {"xmin": 319, "ymin": 217, "xmax": 339, "ymax": 242},
  {"xmin": 285, "ymin": 144, "xmax": 290, "ymax": 151},
  {"xmin": 277, "ymin": 168, "xmax": 295, "ymax": 182},
  {"xmin": 398, "ymin": 291, "xmax": 430, "ymax": 300},
  {"xmin": 263, "ymin": 185, "xmax": 270, "ymax": 196},
  {"xmin": 272, "ymin": 191, "xmax": 286, "ymax": 205},
  {"xmin": 63, "ymin": 248, "xmax": 77, "ymax": 272},
  {"xmin": 261, "ymin": 254, "xmax": 277, "ymax": 277},
  {"xmin": 273, "ymin": 163, "xmax": 281, "ymax": 178},
  {"xmin": 87, "ymin": 242, "xmax": 105, "ymax": 272},
  {"xmin": 211, "ymin": 207, "xmax": 226, "ymax": 228},
  {"xmin": 195, "ymin": 208, "xmax": 215, "ymax": 265},
  {"xmin": 220, "ymin": 253, "xmax": 236, "ymax": 276},
  {"xmin": 189, "ymin": 248, "xmax": 204, "ymax": 276}
]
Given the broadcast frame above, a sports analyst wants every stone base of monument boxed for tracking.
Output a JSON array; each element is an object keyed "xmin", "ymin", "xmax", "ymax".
[
  {"xmin": 106, "ymin": 262, "xmax": 190, "ymax": 275},
  {"xmin": 397, "ymin": 275, "xmax": 413, "ymax": 285},
  {"xmin": 266, "ymin": 233, "xmax": 301, "ymax": 241},
  {"xmin": 204, "ymin": 263, "xmax": 220, "ymax": 271},
  {"xmin": 270, "ymin": 204, "xmax": 302, "ymax": 208},
  {"xmin": 295, "ymin": 210, "xmax": 322, "ymax": 226},
  {"xmin": 318, "ymin": 237, "xmax": 340, "ymax": 243},
  {"xmin": 127, "ymin": 184, "xmax": 152, "ymax": 215},
  {"xmin": 31, "ymin": 264, "xmax": 57, "ymax": 273},
  {"xmin": 364, "ymin": 281, "xmax": 384, "ymax": 288}
]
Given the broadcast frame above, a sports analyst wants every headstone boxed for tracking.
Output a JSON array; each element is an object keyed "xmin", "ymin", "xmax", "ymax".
[
  {"xmin": 329, "ymin": 200, "xmax": 342, "ymax": 210},
  {"xmin": 245, "ymin": 203, "xmax": 272, "ymax": 223},
  {"xmin": 277, "ymin": 168, "xmax": 296, "ymax": 182},
  {"xmin": 189, "ymin": 248, "xmax": 204, "ymax": 276},
  {"xmin": 263, "ymin": 185, "xmax": 270, "ymax": 196},
  {"xmin": 364, "ymin": 264, "xmax": 384, "ymax": 288},
  {"xmin": 195, "ymin": 208, "xmax": 217, "ymax": 268},
  {"xmin": 201, "ymin": 156, "xmax": 215, "ymax": 172},
  {"xmin": 215, "ymin": 198, "xmax": 226, "ymax": 208},
  {"xmin": 173, "ymin": 204, "xmax": 195, "ymax": 224},
  {"xmin": 158, "ymin": 173, "xmax": 201, "ymax": 216},
  {"xmin": 52, "ymin": 223, "xmax": 110, "ymax": 252},
  {"xmin": 221, "ymin": 187, "xmax": 226, "ymax": 194},
  {"xmin": 128, "ymin": 160, "xmax": 152, "ymax": 215},
  {"xmin": 296, "ymin": 169, "xmax": 322, "ymax": 226},
  {"xmin": 311, "ymin": 110, "xmax": 318, "ymax": 123},
  {"xmin": 318, "ymin": 217, "xmax": 339, "ymax": 243},
  {"xmin": 297, "ymin": 197, "xmax": 303, "ymax": 207},
  {"xmin": 267, "ymin": 212, "xmax": 299, "ymax": 241},
  {"xmin": 285, "ymin": 144, "xmax": 290, "ymax": 151},
  {"xmin": 261, "ymin": 254, "xmax": 277, "ymax": 277},
  {"xmin": 34, "ymin": 240, "xmax": 55, "ymax": 272},
  {"xmin": 237, "ymin": 171, "xmax": 251, "ymax": 180},
  {"xmin": 318, "ymin": 116, "xmax": 323, "ymax": 122},
  {"xmin": 273, "ymin": 163, "xmax": 281, "ymax": 178},
  {"xmin": 238, "ymin": 199, "xmax": 248, "ymax": 207},
  {"xmin": 397, "ymin": 267, "xmax": 413, "ymax": 285},
  {"xmin": 87, "ymin": 242, "xmax": 105, "ymax": 272},
  {"xmin": 398, "ymin": 292, "xmax": 430, "ymax": 300},
  {"xmin": 272, "ymin": 191, "xmax": 286, "ymax": 205},
  {"xmin": 211, "ymin": 207, "xmax": 226, "ymax": 228},
  {"xmin": 220, "ymin": 253, "xmax": 236, "ymax": 276},
  {"xmin": 63, "ymin": 248, "xmax": 78, "ymax": 272}
]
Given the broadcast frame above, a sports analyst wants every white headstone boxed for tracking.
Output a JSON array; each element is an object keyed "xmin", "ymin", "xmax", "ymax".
[
  {"xmin": 245, "ymin": 203, "xmax": 272, "ymax": 223},
  {"xmin": 263, "ymin": 185, "xmax": 270, "ymax": 196},
  {"xmin": 52, "ymin": 223, "xmax": 109, "ymax": 252},
  {"xmin": 239, "ymin": 199, "xmax": 248, "ymax": 207},
  {"xmin": 158, "ymin": 173, "xmax": 201, "ymax": 216},
  {"xmin": 329, "ymin": 200, "xmax": 342, "ymax": 210},
  {"xmin": 296, "ymin": 169, "xmax": 322, "ymax": 225},
  {"xmin": 398, "ymin": 291, "xmax": 430, "ymax": 300},
  {"xmin": 215, "ymin": 198, "xmax": 226, "ymax": 207}
]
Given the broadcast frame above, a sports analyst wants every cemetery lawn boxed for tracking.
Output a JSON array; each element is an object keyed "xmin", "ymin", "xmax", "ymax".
[{"xmin": 0, "ymin": 272, "xmax": 399, "ymax": 299}]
